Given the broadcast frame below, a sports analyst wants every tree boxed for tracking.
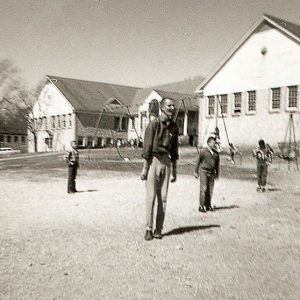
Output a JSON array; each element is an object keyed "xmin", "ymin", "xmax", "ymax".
[{"xmin": 0, "ymin": 58, "xmax": 45, "ymax": 152}]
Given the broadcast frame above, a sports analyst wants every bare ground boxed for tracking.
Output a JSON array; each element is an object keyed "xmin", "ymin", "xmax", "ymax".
[{"xmin": 0, "ymin": 148, "xmax": 299, "ymax": 299}]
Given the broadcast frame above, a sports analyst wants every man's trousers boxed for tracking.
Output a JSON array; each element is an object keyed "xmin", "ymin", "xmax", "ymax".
[
  {"xmin": 199, "ymin": 169, "xmax": 215, "ymax": 208},
  {"xmin": 145, "ymin": 154, "xmax": 171, "ymax": 231},
  {"xmin": 68, "ymin": 165, "xmax": 78, "ymax": 193}
]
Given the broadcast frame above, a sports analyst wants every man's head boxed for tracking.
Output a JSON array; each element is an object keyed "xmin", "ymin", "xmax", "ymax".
[
  {"xmin": 207, "ymin": 136, "xmax": 216, "ymax": 149},
  {"xmin": 258, "ymin": 139, "xmax": 265, "ymax": 149},
  {"xmin": 71, "ymin": 140, "xmax": 77, "ymax": 149},
  {"xmin": 160, "ymin": 98, "xmax": 175, "ymax": 119}
]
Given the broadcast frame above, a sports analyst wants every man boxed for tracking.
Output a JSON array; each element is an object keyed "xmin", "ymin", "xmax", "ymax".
[
  {"xmin": 252, "ymin": 139, "xmax": 273, "ymax": 192},
  {"xmin": 65, "ymin": 140, "xmax": 79, "ymax": 194},
  {"xmin": 194, "ymin": 136, "xmax": 220, "ymax": 212},
  {"xmin": 142, "ymin": 98, "xmax": 179, "ymax": 241}
]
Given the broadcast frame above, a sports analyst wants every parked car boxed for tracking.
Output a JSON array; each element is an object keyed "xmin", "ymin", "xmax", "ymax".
[{"xmin": 0, "ymin": 147, "xmax": 21, "ymax": 156}]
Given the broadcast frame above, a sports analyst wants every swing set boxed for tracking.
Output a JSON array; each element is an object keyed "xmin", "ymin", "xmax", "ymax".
[
  {"xmin": 278, "ymin": 113, "xmax": 299, "ymax": 170},
  {"xmin": 202, "ymin": 95, "xmax": 242, "ymax": 165}
]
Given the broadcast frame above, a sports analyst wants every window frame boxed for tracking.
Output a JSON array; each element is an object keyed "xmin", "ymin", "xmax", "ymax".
[
  {"xmin": 286, "ymin": 85, "xmax": 298, "ymax": 112},
  {"xmin": 233, "ymin": 92, "xmax": 242, "ymax": 115},
  {"xmin": 246, "ymin": 90, "xmax": 256, "ymax": 114},
  {"xmin": 219, "ymin": 94, "xmax": 228, "ymax": 116},
  {"xmin": 270, "ymin": 87, "xmax": 281, "ymax": 112},
  {"xmin": 207, "ymin": 96, "xmax": 215, "ymax": 118}
]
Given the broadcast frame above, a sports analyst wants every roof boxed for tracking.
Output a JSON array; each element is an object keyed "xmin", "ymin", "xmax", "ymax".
[
  {"xmin": 47, "ymin": 75, "xmax": 141, "ymax": 113},
  {"xmin": 152, "ymin": 76, "xmax": 204, "ymax": 94},
  {"xmin": 46, "ymin": 75, "xmax": 199, "ymax": 117},
  {"xmin": 130, "ymin": 88, "xmax": 198, "ymax": 114},
  {"xmin": 0, "ymin": 117, "xmax": 27, "ymax": 135},
  {"xmin": 196, "ymin": 14, "xmax": 300, "ymax": 92}
]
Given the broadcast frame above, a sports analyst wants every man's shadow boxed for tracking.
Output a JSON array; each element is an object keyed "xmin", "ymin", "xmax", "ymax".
[
  {"xmin": 76, "ymin": 189, "xmax": 99, "ymax": 193},
  {"xmin": 163, "ymin": 224, "xmax": 220, "ymax": 237},
  {"xmin": 213, "ymin": 205, "xmax": 239, "ymax": 211}
]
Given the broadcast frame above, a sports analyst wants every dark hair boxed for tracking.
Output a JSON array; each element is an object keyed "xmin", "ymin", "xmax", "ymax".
[
  {"xmin": 160, "ymin": 97, "xmax": 175, "ymax": 108},
  {"xmin": 258, "ymin": 139, "xmax": 265, "ymax": 148},
  {"xmin": 207, "ymin": 136, "xmax": 216, "ymax": 143}
]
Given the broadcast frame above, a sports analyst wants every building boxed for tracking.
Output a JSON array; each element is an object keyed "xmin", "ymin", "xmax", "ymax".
[
  {"xmin": 130, "ymin": 88, "xmax": 199, "ymax": 145},
  {"xmin": 196, "ymin": 14, "xmax": 300, "ymax": 150},
  {"xmin": 0, "ymin": 123, "xmax": 27, "ymax": 153},
  {"xmin": 29, "ymin": 75, "xmax": 200, "ymax": 152}
]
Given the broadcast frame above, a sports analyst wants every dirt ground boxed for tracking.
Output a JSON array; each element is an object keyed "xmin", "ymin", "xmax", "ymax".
[{"xmin": 0, "ymin": 148, "xmax": 299, "ymax": 299}]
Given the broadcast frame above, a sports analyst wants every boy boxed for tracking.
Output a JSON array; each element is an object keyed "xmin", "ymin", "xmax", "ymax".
[
  {"xmin": 194, "ymin": 136, "xmax": 220, "ymax": 212},
  {"xmin": 65, "ymin": 141, "xmax": 79, "ymax": 194},
  {"xmin": 252, "ymin": 139, "xmax": 273, "ymax": 192}
]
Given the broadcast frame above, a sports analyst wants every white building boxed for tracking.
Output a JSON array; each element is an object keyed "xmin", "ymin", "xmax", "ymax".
[
  {"xmin": 29, "ymin": 76, "xmax": 200, "ymax": 152},
  {"xmin": 196, "ymin": 14, "xmax": 300, "ymax": 150}
]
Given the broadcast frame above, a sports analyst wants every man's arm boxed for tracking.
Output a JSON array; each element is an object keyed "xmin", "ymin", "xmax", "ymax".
[
  {"xmin": 215, "ymin": 154, "xmax": 220, "ymax": 179},
  {"xmin": 142, "ymin": 120, "xmax": 156, "ymax": 161},
  {"xmin": 170, "ymin": 160, "xmax": 177, "ymax": 183},
  {"xmin": 194, "ymin": 151, "xmax": 204, "ymax": 178}
]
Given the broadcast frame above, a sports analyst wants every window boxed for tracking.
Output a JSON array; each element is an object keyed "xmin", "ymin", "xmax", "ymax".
[
  {"xmin": 220, "ymin": 94, "xmax": 228, "ymax": 115},
  {"xmin": 0, "ymin": 135, "xmax": 3, "ymax": 143},
  {"xmin": 62, "ymin": 115, "xmax": 66, "ymax": 127},
  {"xmin": 87, "ymin": 136, "xmax": 93, "ymax": 147},
  {"xmin": 7, "ymin": 135, "xmax": 11, "ymax": 143},
  {"xmin": 114, "ymin": 117, "xmax": 120, "ymax": 130},
  {"xmin": 52, "ymin": 116, "xmax": 55, "ymax": 128},
  {"xmin": 131, "ymin": 117, "xmax": 135, "ymax": 129},
  {"xmin": 271, "ymin": 88, "xmax": 281, "ymax": 110},
  {"xmin": 68, "ymin": 114, "xmax": 72, "ymax": 127},
  {"xmin": 288, "ymin": 86, "xmax": 298, "ymax": 109},
  {"xmin": 121, "ymin": 118, "xmax": 128, "ymax": 131},
  {"xmin": 78, "ymin": 136, "xmax": 84, "ymax": 146},
  {"xmin": 44, "ymin": 117, "xmax": 48, "ymax": 130},
  {"xmin": 21, "ymin": 136, "xmax": 25, "ymax": 145},
  {"xmin": 14, "ymin": 136, "xmax": 18, "ymax": 143},
  {"xmin": 57, "ymin": 115, "xmax": 61, "ymax": 128},
  {"xmin": 234, "ymin": 93, "xmax": 242, "ymax": 114},
  {"xmin": 247, "ymin": 91, "xmax": 256, "ymax": 112},
  {"xmin": 45, "ymin": 137, "xmax": 53, "ymax": 148},
  {"xmin": 208, "ymin": 96, "xmax": 215, "ymax": 116}
]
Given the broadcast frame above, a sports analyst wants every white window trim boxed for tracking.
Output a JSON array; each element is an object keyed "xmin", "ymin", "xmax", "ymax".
[
  {"xmin": 285, "ymin": 85, "xmax": 299, "ymax": 112},
  {"xmin": 269, "ymin": 87, "xmax": 281, "ymax": 113},
  {"xmin": 206, "ymin": 96, "xmax": 215, "ymax": 119},
  {"xmin": 232, "ymin": 92, "xmax": 242, "ymax": 116},
  {"xmin": 218, "ymin": 94, "xmax": 228, "ymax": 117},
  {"xmin": 246, "ymin": 90, "xmax": 256, "ymax": 115}
]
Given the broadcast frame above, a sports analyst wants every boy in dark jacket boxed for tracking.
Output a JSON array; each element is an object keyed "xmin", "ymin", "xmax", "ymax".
[{"xmin": 194, "ymin": 136, "xmax": 220, "ymax": 212}]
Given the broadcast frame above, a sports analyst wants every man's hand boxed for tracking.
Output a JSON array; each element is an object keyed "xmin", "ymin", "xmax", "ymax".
[
  {"xmin": 194, "ymin": 172, "xmax": 199, "ymax": 179},
  {"xmin": 171, "ymin": 161, "xmax": 177, "ymax": 183}
]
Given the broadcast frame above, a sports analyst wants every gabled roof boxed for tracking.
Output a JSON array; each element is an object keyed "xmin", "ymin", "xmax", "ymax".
[
  {"xmin": 47, "ymin": 75, "xmax": 141, "ymax": 113},
  {"xmin": 196, "ymin": 14, "xmax": 300, "ymax": 92},
  {"xmin": 130, "ymin": 88, "xmax": 198, "ymax": 114},
  {"xmin": 152, "ymin": 76, "xmax": 203, "ymax": 94}
]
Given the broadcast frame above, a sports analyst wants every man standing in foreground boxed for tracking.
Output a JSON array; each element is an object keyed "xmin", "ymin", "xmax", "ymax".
[
  {"xmin": 194, "ymin": 136, "xmax": 220, "ymax": 212},
  {"xmin": 142, "ymin": 98, "xmax": 179, "ymax": 241},
  {"xmin": 65, "ymin": 140, "xmax": 79, "ymax": 194}
]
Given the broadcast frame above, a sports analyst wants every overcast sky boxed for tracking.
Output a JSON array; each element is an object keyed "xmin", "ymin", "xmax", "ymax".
[{"xmin": 0, "ymin": 0, "xmax": 299, "ymax": 88}]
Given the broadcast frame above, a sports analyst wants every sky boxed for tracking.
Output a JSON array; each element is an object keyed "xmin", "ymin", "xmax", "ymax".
[{"xmin": 0, "ymin": 0, "xmax": 300, "ymax": 89}]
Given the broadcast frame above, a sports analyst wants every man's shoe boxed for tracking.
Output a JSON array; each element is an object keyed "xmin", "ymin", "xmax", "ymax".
[
  {"xmin": 144, "ymin": 230, "xmax": 153, "ymax": 241},
  {"xmin": 261, "ymin": 187, "xmax": 266, "ymax": 192},
  {"xmin": 207, "ymin": 206, "xmax": 215, "ymax": 212},
  {"xmin": 153, "ymin": 229, "xmax": 163, "ymax": 239},
  {"xmin": 256, "ymin": 186, "xmax": 261, "ymax": 192},
  {"xmin": 198, "ymin": 206, "xmax": 207, "ymax": 213}
]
